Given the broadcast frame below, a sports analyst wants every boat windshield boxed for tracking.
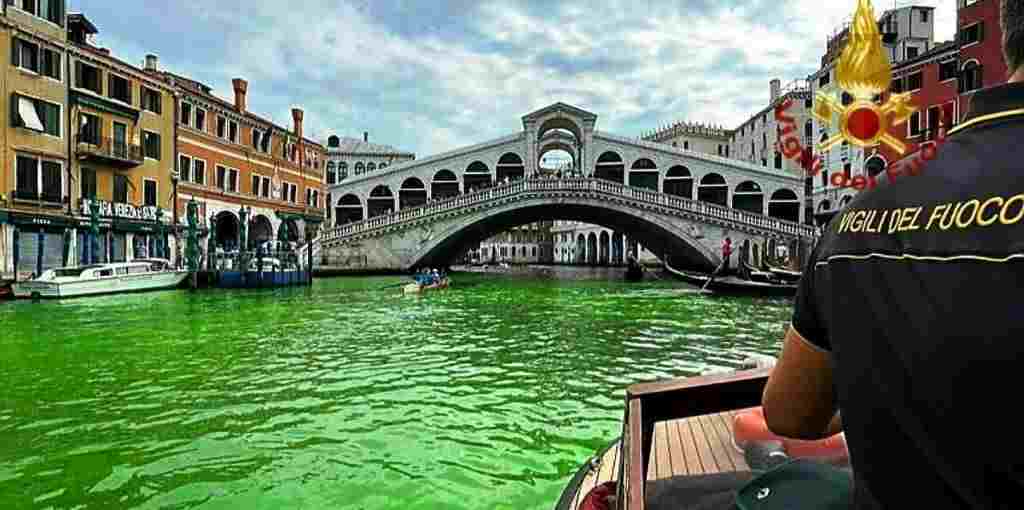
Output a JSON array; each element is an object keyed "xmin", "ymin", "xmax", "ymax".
[{"xmin": 53, "ymin": 266, "xmax": 101, "ymax": 277}]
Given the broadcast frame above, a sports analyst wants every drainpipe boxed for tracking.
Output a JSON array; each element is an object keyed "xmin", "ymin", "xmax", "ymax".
[{"xmin": 65, "ymin": 47, "xmax": 72, "ymax": 218}]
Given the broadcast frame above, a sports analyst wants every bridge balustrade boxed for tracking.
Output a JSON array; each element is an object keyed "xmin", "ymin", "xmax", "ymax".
[{"xmin": 317, "ymin": 177, "xmax": 817, "ymax": 249}]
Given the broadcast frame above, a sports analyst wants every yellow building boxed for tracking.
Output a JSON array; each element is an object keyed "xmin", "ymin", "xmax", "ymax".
[
  {"xmin": 0, "ymin": 1, "xmax": 70, "ymax": 279},
  {"xmin": 64, "ymin": 14, "xmax": 175, "ymax": 266}
]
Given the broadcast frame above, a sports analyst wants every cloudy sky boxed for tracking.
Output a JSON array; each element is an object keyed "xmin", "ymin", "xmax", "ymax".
[{"xmin": 73, "ymin": 0, "xmax": 956, "ymax": 157}]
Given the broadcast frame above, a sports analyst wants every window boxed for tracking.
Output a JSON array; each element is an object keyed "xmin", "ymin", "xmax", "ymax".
[
  {"xmin": 228, "ymin": 120, "xmax": 238, "ymax": 143},
  {"xmin": 920, "ymin": 9, "xmax": 929, "ymax": 22},
  {"xmin": 774, "ymin": 151, "xmax": 782, "ymax": 169},
  {"xmin": 818, "ymin": 72, "xmax": 830, "ymax": 88},
  {"xmin": 179, "ymin": 155, "xmax": 191, "ymax": 183},
  {"xmin": 143, "ymin": 131, "xmax": 160, "ymax": 160},
  {"xmin": 80, "ymin": 168, "xmax": 96, "ymax": 199},
  {"xmin": 228, "ymin": 168, "xmax": 239, "ymax": 193},
  {"xmin": 891, "ymin": 77, "xmax": 904, "ymax": 93},
  {"xmin": 113, "ymin": 174, "xmax": 129, "ymax": 203},
  {"xmin": 290, "ymin": 183, "xmax": 297, "ymax": 203},
  {"xmin": 9, "ymin": 0, "xmax": 63, "ymax": 25},
  {"xmin": 14, "ymin": 154, "xmax": 62, "ymax": 202},
  {"xmin": 77, "ymin": 112, "xmax": 100, "ymax": 144},
  {"xmin": 683, "ymin": 140, "xmax": 689, "ymax": 150},
  {"xmin": 939, "ymin": 60, "xmax": 957, "ymax": 81},
  {"xmin": 216, "ymin": 165, "xmax": 227, "ymax": 190},
  {"xmin": 144, "ymin": 179, "xmax": 157, "ymax": 207},
  {"xmin": 908, "ymin": 111, "xmax": 922, "ymax": 137},
  {"xmin": 927, "ymin": 105, "xmax": 941, "ymax": 140},
  {"xmin": 960, "ymin": 61, "xmax": 983, "ymax": 93},
  {"xmin": 75, "ymin": 61, "xmax": 101, "ymax": 94},
  {"xmin": 843, "ymin": 163, "xmax": 851, "ymax": 179},
  {"xmin": 805, "ymin": 98, "xmax": 812, "ymax": 108},
  {"xmin": 217, "ymin": 116, "xmax": 226, "ymax": 138},
  {"xmin": 960, "ymin": 22, "xmax": 984, "ymax": 46},
  {"xmin": 261, "ymin": 176, "xmax": 270, "ymax": 198},
  {"xmin": 142, "ymin": 87, "xmax": 161, "ymax": 114},
  {"xmin": 251, "ymin": 175, "xmax": 260, "ymax": 196},
  {"xmin": 181, "ymin": 102, "xmax": 192, "ymax": 127},
  {"xmin": 906, "ymin": 46, "xmax": 919, "ymax": 59},
  {"xmin": 761, "ymin": 158, "xmax": 767, "ymax": 167},
  {"xmin": 108, "ymin": 74, "xmax": 131, "ymax": 104},
  {"xmin": 11, "ymin": 38, "xmax": 59, "ymax": 79},
  {"xmin": 195, "ymin": 108, "xmax": 206, "ymax": 131},
  {"xmin": 367, "ymin": 162, "xmax": 376, "ymax": 172},
  {"xmin": 906, "ymin": 71, "xmax": 923, "ymax": 91},
  {"xmin": 12, "ymin": 94, "xmax": 60, "ymax": 136},
  {"xmin": 252, "ymin": 128, "xmax": 262, "ymax": 151},
  {"xmin": 307, "ymin": 188, "xmax": 320, "ymax": 207},
  {"xmin": 193, "ymin": 160, "xmax": 206, "ymax": 186}
]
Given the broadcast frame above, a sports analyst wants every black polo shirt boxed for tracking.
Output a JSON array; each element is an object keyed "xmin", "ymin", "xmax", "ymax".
[{"xmin": 793, "ymin": 81, "xmax": 1024, "ymax": 509}]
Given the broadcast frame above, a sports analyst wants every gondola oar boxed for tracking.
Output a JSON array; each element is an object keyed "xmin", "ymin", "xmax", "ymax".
[{"xmin": 701, "ymin": 261, "xmax": 724, "ymax": 292}]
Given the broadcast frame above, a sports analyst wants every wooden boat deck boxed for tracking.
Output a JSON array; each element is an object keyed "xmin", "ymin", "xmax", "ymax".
[{"xmin": 566, "ymin": 410, "xmax": 753, "ymax": 510}]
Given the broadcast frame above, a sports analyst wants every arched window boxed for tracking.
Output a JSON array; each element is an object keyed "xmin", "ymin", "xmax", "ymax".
[
  {"xmin": 338, "ymin": 162, "xmax": 348, "ymax": 180},
  {"xmin": 768, "ymin": 188, "xmax": 800, "ymax": 222},
  {"xmin": 664, "ymin": 166, "xmax": 692, "ymax": 199},
  {"xmin": 354, "ymin": 162, "xmax": 365, "ymax": 175},
  {"xmin": 326, "ymin": 162, "xmax": 337, "ymax": 185},
  {"xmin": 367, "ymin": 162, "xmax": 377, "ymax": 172},
  {"xmin": 697, "ymin": 173, "xmax": 728, "ymax": 206}
]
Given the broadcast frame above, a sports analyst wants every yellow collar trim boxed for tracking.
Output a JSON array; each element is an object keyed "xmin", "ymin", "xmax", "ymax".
[{"xmin": 948, "ymin": 107, "xmax": 1024, "ymax": 136}]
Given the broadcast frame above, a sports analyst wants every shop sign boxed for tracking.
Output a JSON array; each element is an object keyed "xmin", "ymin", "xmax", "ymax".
[{"xmin": 80, "ymin": 199, "xmax": 159, "ymax": 222}]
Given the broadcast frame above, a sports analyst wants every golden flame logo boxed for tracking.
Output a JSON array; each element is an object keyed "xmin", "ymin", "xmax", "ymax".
[
  {"xmin": 814, "ymin": 0, "xmax": 916, "ymax": 154},
  {"xmin": 836, "ymin": 0, "xmax": 891, "ymax": 98}
]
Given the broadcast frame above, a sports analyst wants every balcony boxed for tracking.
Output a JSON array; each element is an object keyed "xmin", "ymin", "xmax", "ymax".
[{"xmin": 75, "ymin": 136, "xmax": 143, "ymax": 168}]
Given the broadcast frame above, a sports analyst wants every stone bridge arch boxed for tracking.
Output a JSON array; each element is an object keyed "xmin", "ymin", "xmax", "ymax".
[{"xmin": 406, "ymin": 196, "xmax": 721, "ymax": 271}]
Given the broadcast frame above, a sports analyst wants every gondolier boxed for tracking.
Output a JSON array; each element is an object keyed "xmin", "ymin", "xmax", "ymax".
[
  {"xmin": 720, "ymin": 237, "xmax": 733, "ymax": 275},
  {"xmin": 763, "ymin": 4, "xmax": 1024, "ymax": 508}
]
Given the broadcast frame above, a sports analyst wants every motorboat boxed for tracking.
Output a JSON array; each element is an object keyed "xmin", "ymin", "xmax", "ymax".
[{"xmin": 12, "ymin": 259, "xmax": 188, "ymax": 299}]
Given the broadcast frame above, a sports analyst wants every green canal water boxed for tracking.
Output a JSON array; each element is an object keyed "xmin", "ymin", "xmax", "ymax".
[{"xmin": 1, "ymin": 271, "xmax": 793, "ymax": 510}]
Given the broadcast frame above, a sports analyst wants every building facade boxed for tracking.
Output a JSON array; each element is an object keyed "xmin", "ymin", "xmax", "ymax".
[
  {"xmin": 642, "ymin": 122, "xmax": 732, "ymax": 158},
  {"xmin": 156, "ymin": 70, "xmax": 326, "ymax": 254},
  {"xmin": 66, "ymin": 14, "xmax": 177, "ymax": 266},
  {"xmin": 477, "ymin": 222, "xmax": 554, "ymax": 264},
  {"xmin": 550, "ymin": 221, "xmax": 662, "ymax": 266},
  {"xmin": 325, "ymin": 133, "xmax": 413, "ymax": 226}
]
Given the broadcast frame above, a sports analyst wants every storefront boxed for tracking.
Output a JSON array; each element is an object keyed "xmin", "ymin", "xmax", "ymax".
[
  {"xmin": 7, "ymin": 212, "xmax": 76, "ymax": 278},
  {"xmin": 76, "ymin": 199, "xmax": 171, "ymax": 265}
]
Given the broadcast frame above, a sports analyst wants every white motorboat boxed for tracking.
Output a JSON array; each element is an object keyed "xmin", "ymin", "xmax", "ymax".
[{"xmin": 12, "ymin": 259, "xmax": 189, "ymax": 299}]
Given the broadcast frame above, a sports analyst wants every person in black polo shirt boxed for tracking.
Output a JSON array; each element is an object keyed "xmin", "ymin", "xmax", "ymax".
[{"xmin": 762, "ymin": 2, "xmax": 1024, "ymax": 508}]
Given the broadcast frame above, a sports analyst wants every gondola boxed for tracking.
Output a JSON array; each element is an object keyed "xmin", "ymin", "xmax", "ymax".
[
  {"xmin": 625, "ymin": 258, "xmax": 644, "ymax": 282},
  {"xmin": 664, "ymin": 261, "xmax": 797, "ymax": 298},
  {"xmin": 767, "ymin": 265, "xmax": 803, "ymax": 283},
  {"xmin": 738, "ymin": 258, "xmax": 777, "ymax": 284}
]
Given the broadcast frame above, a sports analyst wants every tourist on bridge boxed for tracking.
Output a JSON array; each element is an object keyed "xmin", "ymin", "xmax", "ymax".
[{"xmin": 762, "ymin": 4, "xmax": 1024, "ymax": 508}]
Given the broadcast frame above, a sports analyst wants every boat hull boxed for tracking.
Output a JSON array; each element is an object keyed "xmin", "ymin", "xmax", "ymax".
[
  {"xmin": 403, "ymin": 279, "xmax": 450, "ymax": 294},
  {"xmin": 13, "ymin": 271, "xmax": 189, "ymax": 299},
  {"xmin": 665, "ymin": 264, "xmax": 797, "ymax": 297}
]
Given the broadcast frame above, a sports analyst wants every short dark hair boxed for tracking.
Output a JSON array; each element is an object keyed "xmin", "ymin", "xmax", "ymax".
[{"xmin": 1004, "ymin": 0, "xmax": 1024, "ymax": 75}]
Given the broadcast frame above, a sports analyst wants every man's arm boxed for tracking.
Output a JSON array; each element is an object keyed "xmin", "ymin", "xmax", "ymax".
[{"xmin": 762, "ymin": 326, "xmax": 839, "ymax": 440}]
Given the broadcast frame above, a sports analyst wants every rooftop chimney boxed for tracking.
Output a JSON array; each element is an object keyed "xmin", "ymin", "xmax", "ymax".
[
  {"xmin": 770, "ymin": 79, "xmax": 781, "ymax": 104},
  {"xmin": 292, "ymin": 108, "xmax": 304, "ymax": 140},
  {"xmin": 144, "ymin": 54, "xmax": 159, "ymax": 72},
  {"xmin": 363, "ymin": 131, "xmax": 368, "ymax": 143},
  {"xmin": 232, "ymin": 78, "xmax": 248, "ymax": 113}
]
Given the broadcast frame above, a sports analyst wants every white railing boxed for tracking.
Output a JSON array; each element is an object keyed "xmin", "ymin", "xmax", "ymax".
[{"xmin": 319, "ymin": 177, "xmax": 818, "ymax": 247}]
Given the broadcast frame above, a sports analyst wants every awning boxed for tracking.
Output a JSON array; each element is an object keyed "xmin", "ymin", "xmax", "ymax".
[{"xmin": 18, "ymin": 97, "xmax": 45, "ymax": 132}]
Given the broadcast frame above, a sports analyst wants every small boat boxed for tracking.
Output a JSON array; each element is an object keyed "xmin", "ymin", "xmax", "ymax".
[
  {"xmin": 664, "ymin": 261, "xmax": 797, "ymax": 297},
  {"xmin": 403, "ymin": 278, "xmax": 450, "ymax": 294},
  {"xmin": 12, "ymin": 259, "xmax": 188, "ymax": 299},
  {"xmin": 625, "ymin": 259, "xmax": 644, "ymax": 282},
  {"xmin": 768, "ymin": 265, "xmax": 803, "ymax": 283}
]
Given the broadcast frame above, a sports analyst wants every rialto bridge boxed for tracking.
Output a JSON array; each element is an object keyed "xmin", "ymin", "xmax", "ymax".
[{"xmin": 317, "ymin": 103, "xmax": 816, "ymax": 272}]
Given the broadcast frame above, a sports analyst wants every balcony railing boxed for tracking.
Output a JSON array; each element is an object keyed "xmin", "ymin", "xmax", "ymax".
[{"xmin": 75, "ymin": 136, "xmax": 144, "ymax": 167}]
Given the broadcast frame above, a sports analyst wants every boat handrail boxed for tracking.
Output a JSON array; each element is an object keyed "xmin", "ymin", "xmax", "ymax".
[{"xmin": 619, "ymin": 368, "xmax": 772, "ymax": 510}]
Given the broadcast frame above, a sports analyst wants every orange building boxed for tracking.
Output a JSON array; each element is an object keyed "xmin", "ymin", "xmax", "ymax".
[{"xmin": 149, "ymin": 70, "xmax": 326, "ymax": 254}]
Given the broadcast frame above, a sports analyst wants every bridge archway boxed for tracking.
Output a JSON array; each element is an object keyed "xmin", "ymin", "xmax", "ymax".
[
  {"xmin": 537, "ymin": 118, "xmax": 583, "ymax": 144},
  {"xmin": 399, "ymin": 177, "xmax": 427, "ymax": 209},
  {"xmin": 629, "ymin": 158, "xmax": 659, "ymax": 191},
  {"xmin": 595, "ymin": 151, "xmax": 625, "ymax": 183},
  {"xmin": 406, "ymin": 197, "xmax": 720, "ymax": 272},
  {"xmin": 733, "ymin": 181, "xmax": 764, "ymax": 215},
  {"xmin": 432, "ymin": 170, "xmax": 459, "ymax": 199},
  {"xmin": 768, "ymin": 189, "xmax": 800, "ymax": 223},
  {"xmin": 496, "ymin": 153, "xmax": 525, "ymax": 183},
  {"xmin": 250, "ymin": 214, "xmax": 273, "ymax": 248},
  {"xmin": 214, "ymin": 211, "xmax": 239, "ymax": 250},
  {"xmin": 336, "ymin": 194, "xmax": 363, "ymax": 225},
  {"xmin": 664, "ymin": 165, "xmax": 693, "ymax": 198},
  {"xmin": 367, "ymin": 185, "xmax": 395, "ymax": 218},
  {"xmin": 464, "ymin": 161, "xmax": 492, "ymax": 192},
  {"xmin": 697, "ymin": 173, "xmax": 728, "ymax": 206}
]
